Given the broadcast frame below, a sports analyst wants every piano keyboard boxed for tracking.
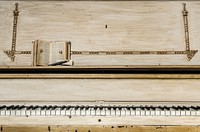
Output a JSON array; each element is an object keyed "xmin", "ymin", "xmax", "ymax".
[{"xmin": 0, "ymin": 105, "xmax": 200, "ymax": 116}]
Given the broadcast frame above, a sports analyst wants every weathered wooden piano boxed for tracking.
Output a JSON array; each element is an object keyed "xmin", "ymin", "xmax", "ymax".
[{"xmin": 0, "ymin": 0, "xmax": 200, "ymax": 131}]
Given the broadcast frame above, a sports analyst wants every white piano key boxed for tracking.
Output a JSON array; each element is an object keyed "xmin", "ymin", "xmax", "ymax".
[
  {"xmin": 70, "ymin": 108, "xmax": 76, "ymax": 116},
  {"xmin": 85, "ymin": 108, "xmax": 91, "ymax": 116},
  {"xmin": 65, "ymin": 109, "xmax": 71, "ymax": 116},
  {"xmin": 51, "ymin": 110, "xmax": 56, "ymax": 115},
  {"xmin": 115, "ymin": 109, "xmax": 120, "ymax": 116},
  {"xmin": 196, "ymin": 110, "xmax": 200, "ymax": 116},
  {"xmin": 105, "ymin": 108, "xmax": 111, "ymax": 116},
  {"xmin": 145, "ymin": 110, "xmax": 150, "ymax": 116},
  {"xmin": 176, "ymin": 111, "xmax": 181, "ymax": 116},
  {"xmin": 125, "ymin": 109, "xmax": 131, "ymax": 116},
  {"xmin": 21, "ymin": 110, "xmax": 26, "ymax": 116},
  {"xmin": 80, "ymin": 108, "xmax": 86, "ymax": 116},
  {"xmin": 91, "ymin": 108, "xmax": 96, "ymax": 116},
  {"xmin": 121, "ymin": 108, "xmax": 126, "ymax": 116},
  {"xmin": 45, "ymin": 110, "xmax": 51, "ymax": 116},
  {"xmin": 76, "ymin": 108, "xmax": 81, "ymax": 116},
  {"xmin": 150, "ymin": 111, "xmax": 156, "ymax": 116},
  {"xmin": 131, "ymin": 110, "xmax": 136, "ymax": 116},
  {"xmin": 60, "ymin": 109, "xmax": 66, "ymax": 116},
  {"xmin": 31, "ymin": 110, "xmax": 36, "ymax": 116},
  {"xmin": 41, "ymin": 110, "xmax": 46, "ymax": 116},
  {"xmin": 191, "ymin": 110, "xmax": 196, "ymax": 116},
  {"xmin": 35, "ymin": 110, "xmax": 41, "ymax": 116},
  {"xmin": 186, "ymin": 111, "xmax": 191, "ymax": 116},
  {"xmin": 161, "ymin": 111, "xmax": 165, "ymax": 116},
  {"xmin": 181, "ymin": 111, "xmax": 186, "ymax": 116},
  {"xmin": 0, "ymin": 110, "xmax": 6, "ymax": 116},
  {"xmin": 110, "ymin": 109, "xmax": 116, "ymax": 116},
  {"xmin": 95, "ymin": 108, "xmax": 101, "ymax": 116},
  {"xmin": 140, "ymin": 110, "xmax": 146, "ymax": 116},
  {"xmin": 165, "ymin": 111, "xmax": 170, "ymax": 116},
  {"xmin": 171, "ymin": 111, "xmax": 176, "ymax": 116},
  {"xmin": 55, "ymin": 109, "xmax": 61, "ymax": 116},
  {"xmin": 156, "ymin": 110, "xmax": 161, "ymax": 116},
  {"xmin": 102, "ymin": 108, "xmax": 107, "ymax": 116},
  {"xmin": 136, "ymin": 110, "xmax": 141, "ymax": 116},
  {"xmin": 25, "ymin": 110, "xmax": 31, "ymax": 116},
  {"xmin": 10, "ymin": 110, "xmax": 16, "ymax": 116},
  {"xmin": 5, "ymin": 110, "xmax": 8, "ymax": 116}
]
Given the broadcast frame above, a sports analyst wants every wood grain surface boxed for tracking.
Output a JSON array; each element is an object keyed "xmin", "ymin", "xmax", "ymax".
[
  {"xmin": 1, "ymin": 116, "xmax": 200, "ymax": 126},
  {"xmin": 1, "ymin": 0, "xmax": 200, "ymax": 128},
  {"xmin": 1, "ymin": 1, "xmax": 200, "ymax": 66},
  {"xmin": 1, "ymin": 125, "xmax": 200, "ymax": 132},
  {"xmin": 0, "ymin": 78, "xmax": 200, "ymax": 102}
]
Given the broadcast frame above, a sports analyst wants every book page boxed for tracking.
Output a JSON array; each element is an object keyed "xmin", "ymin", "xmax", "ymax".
[
  {"xmin": 36, "ymin": 40, "xmax": 51, "ymax": 66},
  {"xmin": 32, "ymin": 41, "xmax": 37, "ymax": 66},
  {"xmin": 50, "ymin": 41, "xmax": 67, "ymax": 64}
]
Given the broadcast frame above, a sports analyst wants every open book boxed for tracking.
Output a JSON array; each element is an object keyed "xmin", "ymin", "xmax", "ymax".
[{"xmin": 32, "ymin": 40, "xmax": 72, "ymax": 66}]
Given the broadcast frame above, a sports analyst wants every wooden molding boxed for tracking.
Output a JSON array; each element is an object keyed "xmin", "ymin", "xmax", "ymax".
[
  {"xmin": 0, "ymin": 73, "xmax": 200, "ymax": 79},
  {"xmin": 1, "ymin": 125, "xmax": 200, "ymax": 132}
]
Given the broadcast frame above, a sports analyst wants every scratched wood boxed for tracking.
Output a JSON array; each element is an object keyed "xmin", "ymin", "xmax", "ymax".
[
  {"xmin": 1, "ymin": 1, "xmax": 200, "ymax": 128},
  {"xmin": 1, "ymin": 1, "xmax": 200, "ymax": 66},
  {"xmin": 1, "ymin": 125, "xmax": 200, "ymax": 132},
  {"xmin": 0, "ymin": 125, "xmax": 199, "ymax": 132}
]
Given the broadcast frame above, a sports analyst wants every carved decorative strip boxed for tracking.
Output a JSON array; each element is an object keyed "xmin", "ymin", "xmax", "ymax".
[{"xmin": 4, "ymin": 3, "xmax": 31, "ymax": 62}]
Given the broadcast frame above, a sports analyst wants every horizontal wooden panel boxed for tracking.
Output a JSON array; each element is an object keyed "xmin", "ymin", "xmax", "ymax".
[
  {"xmin": 1, "ymin": 125, "xmax": 200, "ymax": 132},
  {"xmin": 0, "ymin": 78, "xmax": 200, "ymax": 102},
  {"xmin": 1, "ymin": 73, "xmax": 200, "ymax": 79},
  {"xmin": 1, "ymin": 116, "xmax": 200, "ymax": 126}
]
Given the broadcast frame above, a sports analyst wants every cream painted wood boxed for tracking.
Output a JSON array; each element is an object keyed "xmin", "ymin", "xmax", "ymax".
[
  {"xmin": 1, "ymin": 101, "xmax": 200, "ymax": 106},
  {"xmin": 1, "ymin": 1, "xmax": 200, "ymax": 66},
  {"xmin": 1, "ymin": 73, "xmax": 200, "ymax": 79},
  {"xmin": 0, "ymin": 79, "xmax": 200, "ymax": 102},
  {"xmin": 0, "ymin": 116, "xmax": 200, "ymax": 126}
]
